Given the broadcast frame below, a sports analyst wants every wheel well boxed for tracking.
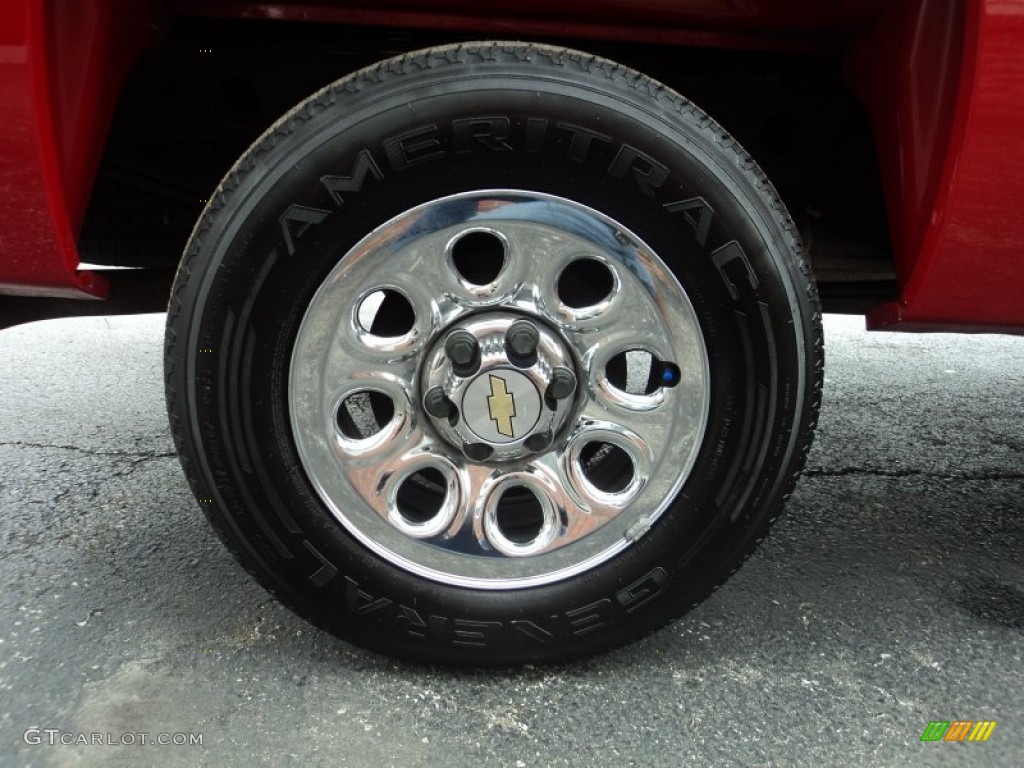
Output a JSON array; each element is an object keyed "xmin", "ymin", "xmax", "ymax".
[{"xmin": 78, "ymin": 16, "xmax": 894, "ymax": 313}]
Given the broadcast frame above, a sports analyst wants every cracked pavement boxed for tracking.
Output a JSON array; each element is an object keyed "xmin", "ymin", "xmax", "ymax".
[{"xmin": 0, "ymin": 313, "xmax": 1022, "ymax": 767}]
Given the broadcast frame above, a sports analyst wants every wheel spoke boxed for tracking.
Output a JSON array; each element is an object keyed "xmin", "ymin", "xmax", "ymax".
[
  {"xmin": 336, "ymin": 423, "xmax": 425, "ymax": 491},
  {"xmin": 577, "ymin": 388, "xmax": 669, "ymax": 452},
  {"xmin": 526, "ymin": 452, "xmax": 619, "ymax": 540},
  {"xmin": 449, "ymin": 463, "xmax": 502, "ymax": 552},
  {"xmin": 500, "ymin": 222, "xmax": 581, "ymax": 299}
]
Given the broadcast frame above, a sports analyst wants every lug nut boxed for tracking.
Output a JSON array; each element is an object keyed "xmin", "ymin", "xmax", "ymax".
[
  {"xmin": 505, "ymin": 320, "xmax": 539, "ymax": 365},
  {"xmin": 445, "ymin": 330, "xmax": 481, "ymax": 377},
  {"xmin": 423, "ymin": 387, "xmax": 456, "ymax": 422},
  {"xmin": 463, "ymin": 442, "xmax": 494, "ymax": 462},
  {"xmin": 524, "ymin": 430, "xmax": 553, "ymax": 452},
  {"xmin": 547, "ymin": 367, "xmax": 577, "ymax": 401}
]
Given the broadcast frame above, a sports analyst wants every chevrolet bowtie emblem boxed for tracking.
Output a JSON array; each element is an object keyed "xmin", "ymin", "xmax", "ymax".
[{"xmin": 486, "ymin": 374, "xmax": 517, "ymax": 437}]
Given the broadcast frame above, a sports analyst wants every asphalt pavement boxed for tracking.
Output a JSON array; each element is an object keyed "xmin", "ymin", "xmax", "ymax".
[{"xmin": 0, "ymin": 313, "xmax": 1021, "ymax": 767}]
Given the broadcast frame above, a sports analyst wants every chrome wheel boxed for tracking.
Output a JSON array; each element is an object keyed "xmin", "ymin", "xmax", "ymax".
[{"xmin": 289, "ymin": 190, "xmax": 710, "ymax": 589}]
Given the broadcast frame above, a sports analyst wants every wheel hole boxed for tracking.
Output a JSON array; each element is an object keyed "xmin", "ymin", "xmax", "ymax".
[
  {"xmin": 336, "ymin": 390, "xmax": 395, "ymax": 439},
  {"xmin": 606, "ymin": 350, "xmax": 661, "ymax": 395},
  {"xmin": 451, "ymin": 230, "xmax": 506, "ymax": 286},
  {"xmin": 396, "ymin": 468, "xmax": 447, "ymax": 525},
  {"xmin": 495, "ymin": 487, "xmax": 545, "ymax": 545},
  {"xmin": 580, "ymin": 442, "xmax": 635, "ymax": 494},
  {"xmin": 358, "ymin": 289, "xmax": 415, "ymax": 337},
  {"xmin": 557, "ymin": 258, "xmax": 614, "ymax": 309}
]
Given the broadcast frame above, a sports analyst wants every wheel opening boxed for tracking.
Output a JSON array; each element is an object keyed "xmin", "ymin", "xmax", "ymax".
[
  {"xmin": 358, "ymin": 289, "xmax": 415, "ymax": 337},
  {"xmin": 557, "ymin": 258, "xmax": 614, "ymax": 309},
  {"xmin": 495, "ymin": 487, "xmax": 545, "ymax": 545},
  {"xmin": 395, "ymin": 467, "xmax": 447, "ymax": 525},
  {"xmin": 606, "ymin": 350, "xmax": 661, "ymax": 395},
  {"xmin": 758, "ymin": 110, "xmax": 798, "ymax": 161},
  {"xmin": 451, "ymin": 230, "xmax": 506, "ymax": 286},
  {"xmin": 580, "ymin": 442, "xmax": 635, "ymax": 494},
  {"xmin": 336, "ymin": 390, "xmax": 395, "ymax": 439}
]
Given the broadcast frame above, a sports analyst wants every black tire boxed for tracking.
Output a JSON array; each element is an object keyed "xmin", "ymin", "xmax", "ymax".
[{"xmin": 165, "ymin": 42, "xmax": 823, "ymax": 665}]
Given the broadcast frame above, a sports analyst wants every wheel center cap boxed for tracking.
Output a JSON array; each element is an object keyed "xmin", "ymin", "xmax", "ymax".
[
  {"xmin": 420, "ymin": 311, "xmax": 577, "ymax": 462},
  {"xmin": 462, "ymin": 369, "xmax": 542, "ymax": 444}
]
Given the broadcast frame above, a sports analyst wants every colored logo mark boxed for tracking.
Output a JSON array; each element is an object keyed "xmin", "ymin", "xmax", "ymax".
[
  {"xmin": 486, "ymin": 375, "xmax": 517, "ymax": 437},
  {"xmin": 921, "ymin": 721, "xmax": 997, "ymax": 742}
]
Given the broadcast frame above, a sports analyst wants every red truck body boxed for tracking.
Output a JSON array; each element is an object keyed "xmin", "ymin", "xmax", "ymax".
[{"xmin": 1, "ymin": 0, "xmax": 1022, "ymax": 332}]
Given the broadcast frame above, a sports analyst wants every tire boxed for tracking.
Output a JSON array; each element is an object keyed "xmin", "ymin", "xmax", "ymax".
[{"xmin": 165, "ymin": 42, "xmax": 822, "ymax": 665}]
